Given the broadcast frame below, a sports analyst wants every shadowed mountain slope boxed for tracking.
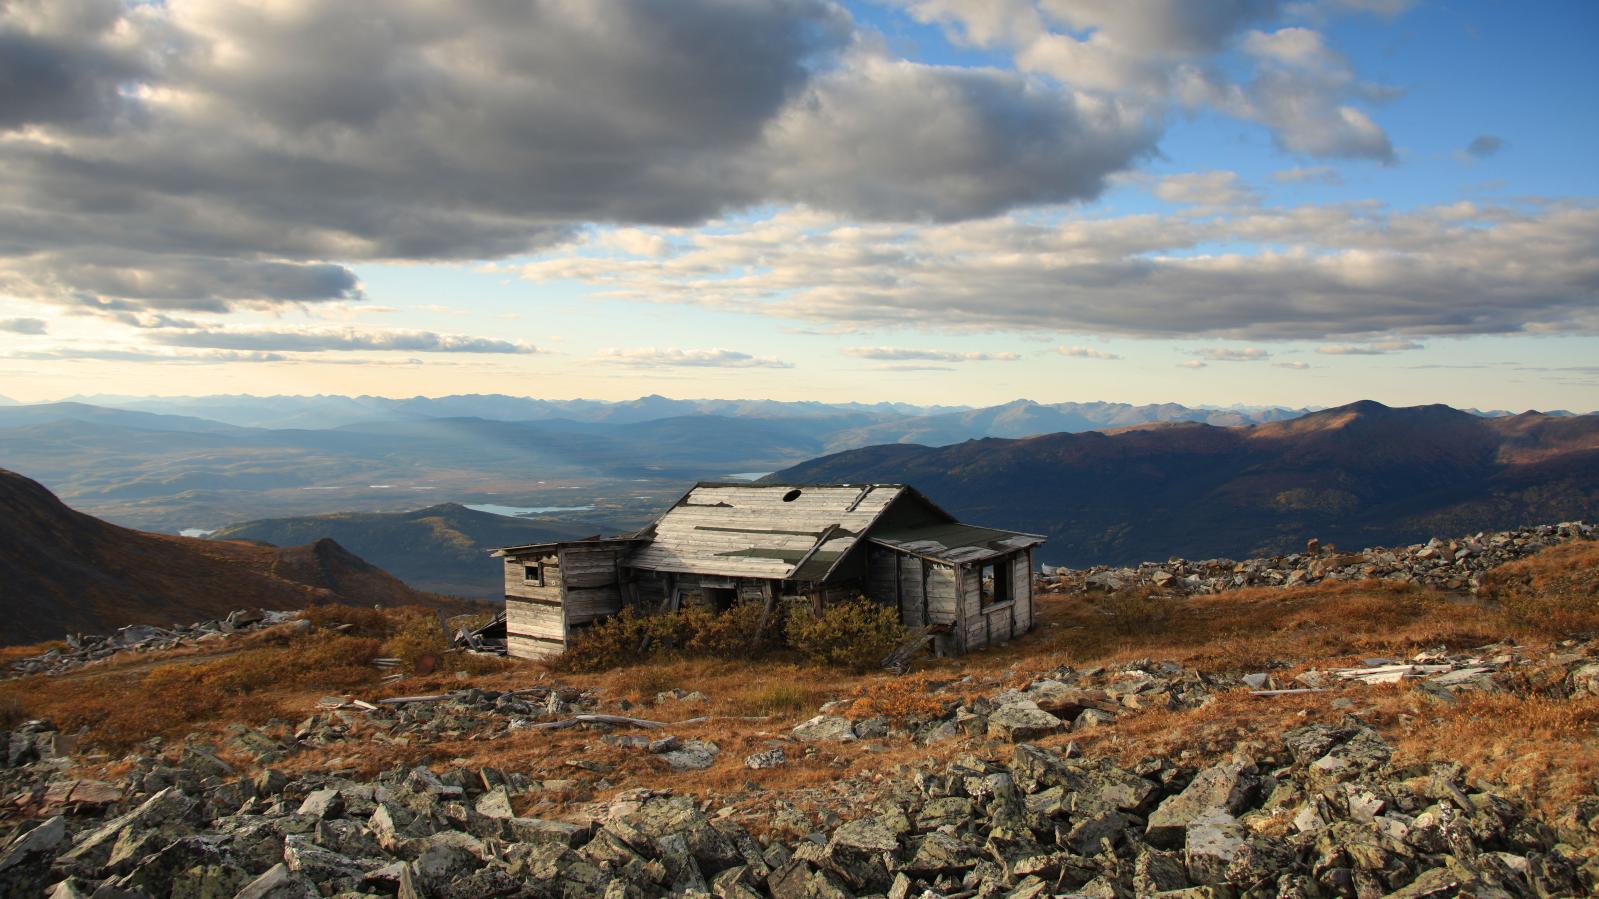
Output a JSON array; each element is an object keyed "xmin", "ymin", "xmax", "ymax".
[
  {"xmin": 0, "ymin": 468, "xmax": 456, "ymax": 645},
  {"xmin": 208, "ymin": 503, "xmax": 641, "ymax": 598},
  {"xmin": 769, "ymin": 401, "xmax": 1599, "ymax": 566}
]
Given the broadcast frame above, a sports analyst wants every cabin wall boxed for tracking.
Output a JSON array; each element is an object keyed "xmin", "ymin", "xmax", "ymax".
[
  {"xmin": 957, "ymin": 550, "xmax": 1034, "ymax": 652},
  {"xmin": 504, "ymin": 552, "xmax": 566, "ymax": 659},
  {"xmin": 558, "ymin": 545, "xmax": 628, "ymax": 627}
]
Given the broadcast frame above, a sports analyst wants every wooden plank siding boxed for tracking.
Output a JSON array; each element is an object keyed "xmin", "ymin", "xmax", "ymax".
[{"xmin": 951, "ymin": 550, "xmax": 1036, "ymax": 652}]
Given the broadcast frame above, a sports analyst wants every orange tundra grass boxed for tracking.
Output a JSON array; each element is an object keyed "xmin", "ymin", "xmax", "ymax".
[{"xmin": 0, "ymin": 543, "xmax": 1592, "ymax": 813}]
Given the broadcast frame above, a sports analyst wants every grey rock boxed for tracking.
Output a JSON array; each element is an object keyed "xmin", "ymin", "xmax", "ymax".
[
  {"xmin": 1183, "ymin": 809, "xmax": 1244, "ymax": 885},
  {"xmin": 745, "ymin": 748, "xmax": 787, "ymax": 770},
  {"xmin": 0, "ymin": 816, "xmax": 66, "ymax": 896},
  {"xmin": 986, "ymin": 700, "xmax": 1065, "ymax": 741},
  {"xmin": 792, "ymin": 715, "xmax": 856, "ymax": 743},
  {"xmin": 1146, "ymin": 763, "xmax": 1259, "ymax": 846}
]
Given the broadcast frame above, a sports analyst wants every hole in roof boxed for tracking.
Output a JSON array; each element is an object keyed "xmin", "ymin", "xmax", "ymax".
[{"xmin": 782, "ymin": 488, "xmax": 802, "ymax": 503}]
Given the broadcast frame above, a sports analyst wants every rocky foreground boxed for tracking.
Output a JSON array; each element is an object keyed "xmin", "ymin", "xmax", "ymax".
[
  {"xmin": 4, "ymin": 634, "xmax": 1598, "ymax": 898},
  {"xmin": 1048, "ymin": 523, "xmax": 1594, "ymax": 597}
]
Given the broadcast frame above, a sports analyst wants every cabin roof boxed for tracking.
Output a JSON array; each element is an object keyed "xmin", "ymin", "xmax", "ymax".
[
  {"xmin": 869, "ymin": 522, "xmax": 1046, "ymax": 565},
  {"xmin": 623, "ymin": 482, "xmax": 924, "ymax": 581},
  {"xmin": 491, "ymin": 536, "xmax": 644, "ymax": 557}
]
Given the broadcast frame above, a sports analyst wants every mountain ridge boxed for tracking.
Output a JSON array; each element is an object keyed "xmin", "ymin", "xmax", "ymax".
[
  {"xmin": 767, "ymin": 400, "xmax": 1599, "ymax": 567},
  {"xmin": 0, "ymin": 467, "xmax": 462, "ymax": 646}
]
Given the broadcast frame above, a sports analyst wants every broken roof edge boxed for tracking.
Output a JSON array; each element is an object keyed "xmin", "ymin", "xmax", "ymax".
[
  {"xmin": 489, "ymin": 535, "xmax": 645, "ymax": 557},
  {"xmin": 810, "ymin": 484, "xmax": 958, "ymax": 582},
  {"xmin": 867, "ymin": 522, "xmax": 1047, "ymax": 566}
]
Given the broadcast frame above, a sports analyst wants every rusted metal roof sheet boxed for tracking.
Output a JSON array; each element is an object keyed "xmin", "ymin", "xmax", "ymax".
[
  {"xmin": 624, "ymin": 483, "xmax": 906, "ymax": 580},
  {"xmin": 869, "ymin": 523, "xmax": 1046, "ymax": 565}
]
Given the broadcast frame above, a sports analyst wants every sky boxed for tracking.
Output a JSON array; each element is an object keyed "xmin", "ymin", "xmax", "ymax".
[{"xmin": 0, "ymin": 0, "xmax": 1595, "ymax": 411}]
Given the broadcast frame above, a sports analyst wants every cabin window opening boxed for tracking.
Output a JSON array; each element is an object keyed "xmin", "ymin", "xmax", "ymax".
[
  {"xmin": 979, "ymin": 559, "xmax": 1011, "ymax": 607},
  {"xmin": 782, "ymin": 488, "xmax": 802, "ymax": 502},
  {"xmin": 524, "ymin": 563, "xmax": 545, "ymax": 586},
  {"xmin": 704, "ymin": 586, "xmax": 738, "ymax": 612}
]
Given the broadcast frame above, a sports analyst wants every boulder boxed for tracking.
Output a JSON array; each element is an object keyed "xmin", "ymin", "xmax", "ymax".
[
  {"xmin": 986, "ymin": 700, "xmax": 1065, "ymax": 742},
  {"xmin": 792, "ymin": 715, "xmax": 856, "ymax": 743},
  {"xmin": 1146, "ymin": 763, "xmax": 1259, "ymax": 846}
]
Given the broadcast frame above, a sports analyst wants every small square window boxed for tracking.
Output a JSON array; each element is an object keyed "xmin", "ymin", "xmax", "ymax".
[
  {"xmin": 979, "ymin": 559, "xmax": 1011, "ymax": 607},
  {"xmin": 524, "ymin": 563, "xmax": 544, "ymax": 586}
]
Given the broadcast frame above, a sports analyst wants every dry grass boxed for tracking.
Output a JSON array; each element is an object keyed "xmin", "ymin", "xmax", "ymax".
[
  {"xmin": 2, "ymin": 542, "xmax": 1593, "ymax": 821},
  {"xmin": 1482, "ymin": 542, "xmax": 1599, "ymax": 634}
]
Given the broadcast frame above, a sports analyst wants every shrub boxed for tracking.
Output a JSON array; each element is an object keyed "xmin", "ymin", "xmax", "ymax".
[
  {"xmin": 557, "ymin": 601, "xmax": 780, "ymax": 673},
  {"xmin": 849, "ymin": 676, "xmax": 955, "ymax": 722},
  {"xmin": 302, "ymin": 603, "xmax": 395, "ymax": 639},
  {"xmin": 784, "ymin": 597, "xmax": 906, "ymax": 673},
  {"xmin": 684, "ymin": 601, "xmax": 773, "ymax": 657}
]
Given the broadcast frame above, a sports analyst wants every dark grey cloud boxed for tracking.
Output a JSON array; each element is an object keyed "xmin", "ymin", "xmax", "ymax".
[
  {"xmin": 149, "ymin": 328, "xmax": 535, "ymax": 354},
  {"xmin": 0, "ymin": 0, "xmax": 1169, "ymax": 316},
  {"xmin": 0, "ymin": 0, "xmax": 152, "ymax": 132},
  {"xmin": 525, "ymin": 201, "xmax": 1599, "ymax": 340},
  {"xmin": 0, "ymin": 317, "xmax": 47, "ymax": 334},
  {"xmin": 1465, "ymin": 134, "xmax": 1505, "ymax": 158},
  {"xmin": 764, "ymin": 58, "xmax": 1156, "ymax": 220}
]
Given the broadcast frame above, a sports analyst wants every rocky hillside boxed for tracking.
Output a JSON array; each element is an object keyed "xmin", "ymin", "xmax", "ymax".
[
  {"xmin": 208, "ymin": 503, "xmax": 634, "ymax": 598},
  {"xmin": 772, "ymin": 401, "xmax": 1599, "ymax": 566},
  {"xmin": 0, "ymin": 468, "xmax": 456, "ymax": 646},
  {"xmin": 2, "ymin": 544, "xmax": 1597, "ymax": 896}
]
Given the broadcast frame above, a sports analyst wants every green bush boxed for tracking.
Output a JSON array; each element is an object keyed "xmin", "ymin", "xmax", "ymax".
[
  {"xmin": 557, "ymin": 601, "xmax": 780, "ymax": 672},
  {"xmin": 784, "ymin": 596, "xmax": 906, "ymax": 673}
]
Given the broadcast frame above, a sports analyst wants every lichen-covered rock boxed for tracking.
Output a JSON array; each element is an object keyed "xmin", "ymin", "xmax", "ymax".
[
  {"xmin": 792, "ymin": 715, "xmax": 856, "ymax": 743},
  {"xmin": 986, "ymin": 700, "xmax": 1065, "ymax": 742}
]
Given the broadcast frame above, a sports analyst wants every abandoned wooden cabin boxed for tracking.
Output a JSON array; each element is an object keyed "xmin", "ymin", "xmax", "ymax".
[{"xmin": 491, "ymin": 483, "xmax": 1045, "ymax": 661}]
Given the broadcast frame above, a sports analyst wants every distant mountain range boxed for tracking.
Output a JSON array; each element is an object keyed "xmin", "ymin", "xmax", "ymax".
[
  {"xmin": 6, "ymin": 394, "xmax": 1594, "ymax": 598},
  {"xmin": 770, "ymin": 401, "xmax": 1599, "ymax": 567},
  {"xmin": 209, "ymin": 503, "xmax": 640, "ymax": 598},
  {"xmin": 0, "ymin": 468, "xmax": 456, "ymax": 645},
  {"xmin": 0, "ymin": 395, "xmax": 1319, "ymax": 534},
  {"xmin": 60, "ymin": 393, "xmax": 967, "ymax": 430}
]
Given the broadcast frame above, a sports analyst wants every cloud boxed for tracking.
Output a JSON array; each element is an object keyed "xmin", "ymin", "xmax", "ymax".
[
  {"xmin": 8, "ymin": 348, "xmax": 287, "ymax": 363},
  {"xmin": 149, "ymin": 327, "xmax": 536, "ymax": 354},
  {"xmin": 844, "ymin": 346, "xmax": 1022, "ymax": 362},
  {"xmin": 1232, "ymin": 28, "xmax": 1396, "ymax": 161},
  {"xmin": 1152, "ymin": 171, "xmax": 1258, "ymax": 207},
  {"xmin": 893, "ymin": 1, "xmax": 1395, "ymax": 162},
  {"xmin": 522, "ymin": 200, "xmax": 1599, "ymax": 340},
  {"xmin": 1315, "ymin": 339, "xmax": 1423, "ymax": 354},
  {"xmin": 1272, "ymin": 165, "xmax": 1343, "ymax": 185},
  {"xmin": 1057, "ymin": 345, "xmax": 1122, "ymax": 360},
  {"xmin": 0, "ymin": 0, "xmax": 1173, "ymax": 315},
  {"xmin": 1273, "ymin": 360, "xmax": 1310, "ymax": 369},
  {"xmin": 0, "ymin": 317, "xmax": 47, "ymax": 335},
  {"xmin": 762, "ymin": 54, "xmax": 1157, "ymax": 220},
  {"xmin": 596, "ymin": 347, "xmax": 793, "ymax": 368},
  {"xmin": 1178, "ymin": 359, "xmax": 1208, "ymax": 368},
  {"xmin": 1463, "ymin": 134, "xmax": 1506, "ymax": 159},
  {"xmin": 1193, "ymin": 347, "xmax": 1271, "ymax": 361}
]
